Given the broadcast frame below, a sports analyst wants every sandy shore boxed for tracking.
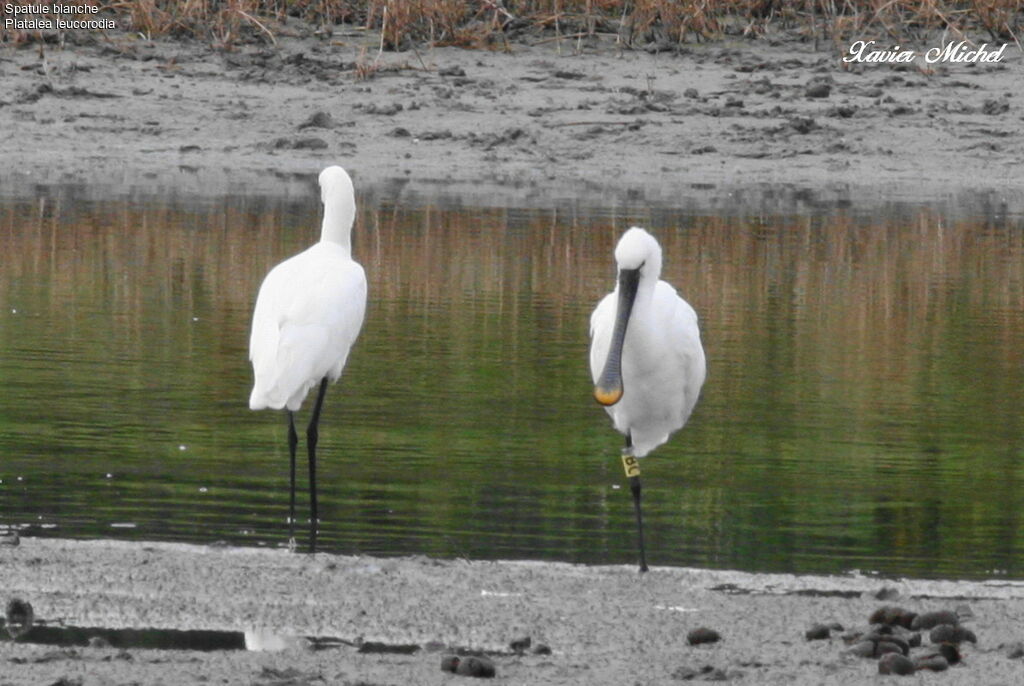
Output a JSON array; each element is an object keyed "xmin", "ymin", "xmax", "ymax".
[
  {"xmin": 1, "ymin": 21, "xmax": 1022, "ymax": 204},
  {"xmin": 4, "ymin": 537, "xmax": 1024, "ymax": 685}
]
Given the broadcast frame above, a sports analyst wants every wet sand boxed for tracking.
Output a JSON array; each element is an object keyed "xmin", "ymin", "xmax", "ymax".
[
  {"xmin": 3, "ymin": 21, "xmax": 1024, "ymax": 685},
  {"xmin": 1, "ymin": 21, "xmax": 1021, "ymax": 203},
  {"xmin": 5, "ymin": 538, "xmax": 1024, "ymax": 685}
]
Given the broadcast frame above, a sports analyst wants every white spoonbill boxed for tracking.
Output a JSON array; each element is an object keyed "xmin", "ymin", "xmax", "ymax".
[
  {"xmin": 249, "ymin": 165, "xmax": 367, "ymax": 550},
  {"xmin": 590, "ymin": 227, "xmax": 706, "ymax": 572}
]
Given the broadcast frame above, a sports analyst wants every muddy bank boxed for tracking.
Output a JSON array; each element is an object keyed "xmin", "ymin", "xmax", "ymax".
[
  {"xmin": 3, "ymin": 538, "xmax": 1024, "ymax": 685},
  {"xmin": 1, "ymin": 22, "xmax": 1022, "ymax": 208}
]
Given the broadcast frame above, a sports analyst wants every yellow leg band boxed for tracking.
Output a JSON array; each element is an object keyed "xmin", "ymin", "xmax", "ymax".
[{"xmin": 621, "ymin": 454, "xmax": 640, "ymax": 478}]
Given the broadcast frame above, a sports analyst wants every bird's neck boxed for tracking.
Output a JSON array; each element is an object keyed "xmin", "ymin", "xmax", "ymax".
[{"xmin": 319, "ymin": 200, "xmax": 354, "ymax": 254}]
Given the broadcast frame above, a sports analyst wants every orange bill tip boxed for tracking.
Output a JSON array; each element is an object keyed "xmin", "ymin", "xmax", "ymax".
[{"xmin": 594, "ymin": 385, "xmax": 623, "ymax": 406}]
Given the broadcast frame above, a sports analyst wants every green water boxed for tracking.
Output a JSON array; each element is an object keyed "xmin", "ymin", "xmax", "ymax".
[{"xmin": 1, "ymin": 178, "xmax": 1022, "ymax": 579}]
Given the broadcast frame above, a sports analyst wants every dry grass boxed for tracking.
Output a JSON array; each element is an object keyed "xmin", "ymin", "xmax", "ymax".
[{"xmin": 0, "ymin": 0, "xmax": 1020, "ymax": 48}]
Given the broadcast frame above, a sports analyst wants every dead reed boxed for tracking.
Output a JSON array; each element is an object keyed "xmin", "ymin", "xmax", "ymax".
[{"xmin": 1, "ymin": 1, "xmax": 1020, "ymax": 49}]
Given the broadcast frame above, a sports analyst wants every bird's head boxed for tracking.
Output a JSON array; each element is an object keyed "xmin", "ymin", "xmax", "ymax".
[
  {"xmin": 594, "ymin": 227, "xmax": 663, "ymax": 406},
  {"xmin": 319, "ymin": 166, "xmax": 354, "ymax": 205}
]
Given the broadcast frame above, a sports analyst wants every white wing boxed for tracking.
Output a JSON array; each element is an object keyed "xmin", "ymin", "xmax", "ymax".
[{"xmin": 249, "ymin": 242, "xmax": 367, "ymax": 411}]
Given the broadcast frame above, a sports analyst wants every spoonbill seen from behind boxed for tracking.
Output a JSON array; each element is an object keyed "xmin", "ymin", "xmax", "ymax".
[
  {"xmin": 249, "ymin": 165, "xmax": 367, "ymax": 551},
  {"xmin": 590, "ymin": 227, "xmax": 706, "ymax": 572}
]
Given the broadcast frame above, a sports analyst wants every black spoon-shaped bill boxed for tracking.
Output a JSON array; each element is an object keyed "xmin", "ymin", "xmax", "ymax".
[{"xmin": 594, "ymin": 267, "xmax": 641, "ymax": 406}]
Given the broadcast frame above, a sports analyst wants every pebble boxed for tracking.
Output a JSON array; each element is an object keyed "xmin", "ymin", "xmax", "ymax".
[
  {"xmin": 5, "ymin": 598, "xmax": 34, "ymax": 639},
  {"xmin": 878, "ymin": 652, "xmax": 915, "ymax": 676},
  {"xmin": 914, "ymin": 654, "xmax": 950, "ymax": 672},
  {"xmin": 806, "ymin": 83, "xmax": 831, "ymax": 98},
  {"xmin": 869, "ymin": 606, "xmax": 917, "ymax": 628},
  {"xmin": 455, "ymin": 655, "xmax": 496, "ymax": 678},
  {"xmin": 805, "ymin": 624, "xmax": 831, "ymax": 641},
  {"xmin": 509, "ymin": 636, "xmax": 531, "ymax": 654},
  {"xmin": 929, "ymin": 623, "xmax": 976, "ymax": 644},
  {"xmin": 297, "ymin": 111, "xmax": 333, "ymax": 129},
  {"xmin": 687, "ymin": 627, "xmax": 722, "ymax": 645},
  {"xmin": 911, "ymin": 610, "xmax": 959, "ymax": 630}
]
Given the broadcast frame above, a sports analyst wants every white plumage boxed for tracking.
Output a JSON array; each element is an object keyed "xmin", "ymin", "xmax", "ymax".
[
  {"xmin": 249, "ymin": 166, "xmax": 367, "ymax": 412},
  {"xmin": 589, "ymin": 227, "xmax": 705, "ymax": 457},
  {"xmin": 589, "ymin": 226, "xmax": 706, "ymax": 572},
  {"xmin": 248, "ymin": 165, "xmax": 367, "ymax": 549}
]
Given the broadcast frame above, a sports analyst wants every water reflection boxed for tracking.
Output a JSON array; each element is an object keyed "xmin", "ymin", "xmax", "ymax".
[{"xmin": 0, "ymin": 179, "xmax": 1022, "ymax": 579}]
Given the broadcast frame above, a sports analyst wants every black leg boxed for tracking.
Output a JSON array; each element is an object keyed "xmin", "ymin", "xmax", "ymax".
[
  {"xmin": 287, "ymin": 411, "xmax": 298, "ymax": 546},
  {"xmin": 623, "ymin": 432, "xmax": 649, "ymax": 573},
  {"xmin": 306, "ymin": 377, "xmax": 329, "ymax": 553}
]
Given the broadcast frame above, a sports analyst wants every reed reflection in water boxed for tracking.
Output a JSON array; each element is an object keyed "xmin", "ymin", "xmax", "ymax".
[{"xmin": 0, "ymin": 180, "xmax": 1022, "ymax": 579}]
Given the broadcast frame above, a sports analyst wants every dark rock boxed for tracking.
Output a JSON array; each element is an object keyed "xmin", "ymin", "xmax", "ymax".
[
  {"xmin": 913, "ymin": 654, "xmax": 950, "ymax": 672},
  {"xmin": 873, "ymin": 587, "xmax": 901, "ymax": 601},
  {"xmin": 532, "ymin": 643, "xmax": 552, "ymax": 655},
  {"xmin": 805, "ymin": 624, "xmax": 831, "ymax": 641},
  {"xmin": 806, "ymin": 83, "xmax": 831, "ymax": 98},
  {"xmin": 552, "ymin": 70, "xmax": 585, "ymax": 80},
  {"xmin": 438, "ymin": 66, "xmax": 466, "ymax": 77},
  {"xmin": 454, "ymin": 655, "xmax": 496, "ymax": 678},
  {"xmin": 390, "ymin": 127, "xmax": 412, "ymax": 137},
  {"xmin": 982, "ymin": 98, "xmax": 1009, "ymax": 115},
  {"xmin": 671, "ymin": 665, "xmax": 729, "ymax": 681},
  {"xmin": 362, "ymin": 102, "xmax": 403, "ymax": 116},
  {"xmin": 298, "ymin": 111, "xmax": 333, "ymax": 129},
  {"xmin": 420, "ymin": 130, "xmax": 453, "ymax": 141},
  {"xmin": 848, "ymin": 640, "xmax": 876, "ymax": 658},
  {"xmin": 869, "ymin": 606, "xmax": 917, "ymax": 629},
  {"xmin": 357, "ymin": 641, "xmax": 419, "ymax": 654},
  {"xmin": 937, "ymin": 642, "xmax": 961, "ymax": 664},
  {"xmin": 788, "ymin": 117, "xmax": 816, "ymax": 134},
  {"xmin": 684, "ymin": 88, "xmax": 699, "ymax": 98},
  {"xmin": 878, "ymin": 653, "xmax": 915, "ymax": 676},
  {"xmin": 876, "ymin": 641, "xmax": 905, "ymax": 657},
  {"xmin": 911, "ymin": 610, "xmax": 959, "ymax": 630},
  {"xmin": 509, "ymin": 636, "xmax": 531, "ymax": 654},
  {"xmin": 687, "ymin": 627, "xmax": 722, "ymax": 645},
  {"xmin": 930, "ymin": 623, "xmax": 976, "ymax": 644},
  {"xmin": 5, "ymin": 598, "xmax": 34, "ymax": 639},
  {"xmin": 1005, "ymin": 641, "xmax": 1024, "ymax": 659}
]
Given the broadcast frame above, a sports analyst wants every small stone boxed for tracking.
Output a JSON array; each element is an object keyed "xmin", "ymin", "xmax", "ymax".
[
  {"xmin": 805, "ymin": 624, "xmax": 831, "ymax": 641},
  {"xmin": 1005, "ymin": 641, "xmax": 1024, "ymax": 659},
  {"xmin": 848, "ymin": 640, "xmax": 876, "ymax": 658},
  {"xmin": 911, "ymin": 610, "xmax": 959, "ymax": 630},
  {"xmin": 687, "ymin": 627, "xmax": 721, "ymax": 645},
  {"xmin": 806, "ymin": 83, "xmax": 831, "ymax": 98},
  {"xmin": 914, "ymin": 654, "xmax": 950, "ymax": 672},
  {"xmin": 878, "ymin": 652, "xmax": 915, "ymax": 676},
  {"xmin": 438, "ymin": 66, "xmax": 466, "ymax": 77},
  {"xmin": 454, "ymin": 655, "xmax": 496, "ymax": 678},
  {"xmin": 509, "ymin": 636, "xmax": 531, "ymax": 654},
  {"xmin": 441, "ymin": 655, "xmax": 459, "ymax": 672},
  {"xmin": 937, "ymin": 642, "xmax": 961, "ymax": 664},
  {"xmin": 297, "ymin": 111, "xmax": 333, "ymax": 130},
  {"xmin": 866, "ymin": 633, "xmax": 909, "ymax": 655},
  {"xmin": 5, "ymin": 598, "xmax": 34, "ymax": 639},
  {"xmin": 869, "ymin": 606, "xmax": 917, "ymax": 629},
  {"xmin": 930, "ymin": 623, "xmax": 976, "ymax": 644},
  {"xmin": 532, "ymin": 643, "xmax": 552, "ymax": 655},
  {"xmin": 876, "ymin": 640, "xmax": 905, "ymax": 657}
]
